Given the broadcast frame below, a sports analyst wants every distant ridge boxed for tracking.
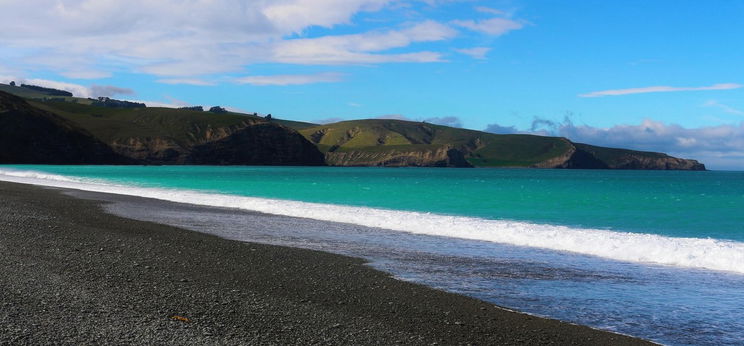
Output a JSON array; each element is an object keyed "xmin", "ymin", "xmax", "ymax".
[
  {"xmin": 298, "ymin": 119, "xmax": 705, "ymax": 170},
  {"xmin": 0, "ymin": 83, "xmax": 705, "ymax": 170},
  {"xmin": 20, "ymin": 84, "xmax": 73, "ymax": 97}
]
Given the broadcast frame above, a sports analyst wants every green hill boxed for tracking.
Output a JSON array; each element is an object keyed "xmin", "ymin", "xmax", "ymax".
[
  {"xmin": 0, "ymin": 83, "xmax": 704, "ymax": 169},
  {"xmin": 299, "ymin": 119, "xmax": 705, "ymax": 170},
  {"xmin": 0, "ymin": 84, "xmax": 324, "ymax": 165},
  {"xmin": 0, "ymin": 91, "xmax": 129, "ymax": 164}
]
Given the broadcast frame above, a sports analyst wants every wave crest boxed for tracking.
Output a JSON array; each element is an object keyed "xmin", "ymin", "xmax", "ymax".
[{"xmin": 2, "ymin": 168, "xmax": 743, "ymax": 274}]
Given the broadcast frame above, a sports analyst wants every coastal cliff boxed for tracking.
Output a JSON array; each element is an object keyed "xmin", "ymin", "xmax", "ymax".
[
  {"xmin": 536, "ymin": 142, "xmax": 705, "ymax": 170},
  {"xmin": 0, "ymin": 83, "xmax": 707, "ymax": 170},
  {"xmin": 0, "ymin": 86, "xmax": 325, "ymax": 166},
  {"xmin": 187, "ymin": 123, "xmax": 325, "ymax": 165},
  {"xmin": 325, "ymin": 146, "xmax": 471, "ymax": 167},
  {"xmin": 0, "ymin": 91, "xmax": 129, "ymax": 164},
  {"xmin": 300, "ymin": 120, "xmax": 705, "ymax": 170}
]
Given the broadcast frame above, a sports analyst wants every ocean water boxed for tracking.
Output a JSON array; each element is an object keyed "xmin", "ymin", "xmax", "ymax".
[{"xmin": 1, "ymin": 165, "xmax": 743, "ymax": 345}]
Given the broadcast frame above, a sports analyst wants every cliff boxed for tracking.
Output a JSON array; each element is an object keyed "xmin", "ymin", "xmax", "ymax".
[
  {"xmin": 0, "ymin": 89, "xmax": 325, "ymax": 166},
  {"xmin": 563, "ymin": 143, "xmax": 706, "ymax": 170},
  {"xmin": 187, "ymin": 123, "xmax": 325, "ymax": 165},
  {"xmin": 299, "ymin": 119, "xmax": 705, "ymax": 170},
  {"xmin": 0, "ymin": 91, "xmax": 130, "ymax": 164},
  {"xmin": 325, "ymin": 146, "xmax": 471, "ymax": 167},
  {"xmin": 0, "ymin": 83, "xmax": 707, "ymax": 170}
]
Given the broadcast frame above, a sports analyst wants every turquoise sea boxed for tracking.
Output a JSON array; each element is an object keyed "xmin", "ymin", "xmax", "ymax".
[{"xmin": 1, "ymin": 165, "xmax": 743, "ymax": 345}]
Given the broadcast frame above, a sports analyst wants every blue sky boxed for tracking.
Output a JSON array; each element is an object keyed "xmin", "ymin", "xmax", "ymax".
[{"xmin": 1, "ymin": 0, "xmax": 743, "ymax": 169}]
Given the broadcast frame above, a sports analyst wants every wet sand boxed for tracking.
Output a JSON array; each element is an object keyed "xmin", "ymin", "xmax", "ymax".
[{"xmin": 0, "ymin": 181, "xmax": 651, "ymax": 345}]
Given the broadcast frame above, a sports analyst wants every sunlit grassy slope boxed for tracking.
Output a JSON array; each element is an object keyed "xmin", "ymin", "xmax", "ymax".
[
  {"xmin": 0, "ymin": 83, "xmax": 314, "ymax": 145},
  {"xmin": 299, "ymin": 119, "xmax": 573, "ymax": 167},
  {"xmin": 0, "ymin": 82, "xmax": 703, "ymax": 169}
]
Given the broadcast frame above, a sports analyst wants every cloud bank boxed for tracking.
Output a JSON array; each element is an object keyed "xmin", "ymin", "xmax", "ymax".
[
  {"xmin": 456, "ymin": 47, "xmax": 491, "ymax": 59},
  {"xmin": 0, "ymin": 1, "xmax": 524, "ymax": 80},
  {"xmin": 236, "ymin": 73, "xmax": 344, "ymax": 86},
  {"xmin": 580, "ymin": 83, "xmax": 742, "ymax": 98},
  {"xmin": 485, "ymin": 118, "xmax": 744, "ymax": 170},
  {"xmin": 0, "ymin": 76, "xmax": 132, "ymax": 99}
]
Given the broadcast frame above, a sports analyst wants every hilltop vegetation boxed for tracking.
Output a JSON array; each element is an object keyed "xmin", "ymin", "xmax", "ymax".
[
  {"xmin": 0, "ymin": 83, "xmax": 324, "ymax": 165},
  {"xmin": 0, "ymin": 83, "xmax": 705, "ymax": 169},
  {"xmin": 298, "ymin": 119, "xmax": 572, "ymax": 167},
  {"xmin": 0, "ymin": 91, "xmax": 129, "ymax": 164},
  {"xmin": 298, "ymin": 119, "xmax": 704, "ymax": 169}
]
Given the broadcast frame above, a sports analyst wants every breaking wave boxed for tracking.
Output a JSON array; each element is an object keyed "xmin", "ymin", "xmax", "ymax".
[{"xmin": 2, "ymin": 168, "xmax": 743, "ymax": 274}]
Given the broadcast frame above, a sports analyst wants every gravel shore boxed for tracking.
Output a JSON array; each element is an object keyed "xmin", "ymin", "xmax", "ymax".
[{"xmin": 0, "ymin": 181, "xmax": 651, "ymax": 345}]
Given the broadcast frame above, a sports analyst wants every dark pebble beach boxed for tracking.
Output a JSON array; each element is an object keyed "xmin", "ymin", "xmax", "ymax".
[{"xmin": 0, "ymin": 181, "xmax": 651, "ymax": 345}]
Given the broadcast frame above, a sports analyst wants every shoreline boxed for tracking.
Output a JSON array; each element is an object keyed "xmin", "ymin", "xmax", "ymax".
[
  {"xmin": 0, "ymin": 181, "xmax": 650, "ymax": 344},
  {"xmin": 1, "ymin": 166, "xmax": 742, "ymax": 276}
]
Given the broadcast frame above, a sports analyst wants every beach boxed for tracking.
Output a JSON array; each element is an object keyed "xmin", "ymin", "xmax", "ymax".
[{"xmin": 0, "ymin": 181, "xmax": 649, "ymax": 345}]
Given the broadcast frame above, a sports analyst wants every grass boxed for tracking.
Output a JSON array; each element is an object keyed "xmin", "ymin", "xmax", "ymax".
[
  {"xmin": 28, "ymin": 100, "xmax": 260, "ymax": 146},
  {"xmin": 299, "ymin": 119, "xmax": 574, "ymax": 167},
  {"xmin": 2, "ymin": 82, "xmax": 689, "ymax": 168},
  {"xmin": 574, "ymin": 143, "xmax": 668, "ymax": 165},
  {"xmin": 0, "ymin": 83, "xmax": 314, "ymax": 143}
]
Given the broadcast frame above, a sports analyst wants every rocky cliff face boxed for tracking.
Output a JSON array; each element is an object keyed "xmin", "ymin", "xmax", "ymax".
[
  {"xmin": 0, "ymin": 91, "xmax": 130, "ymax": 164},
  {"xmin": 110, "ymin": 137, "xmax": 186, "ymax": 163},
  {"xmin": 109, "ymin": 123, "xmax": 326, "ymax": 165},
  {"xmin": 0, "ymin": 91, "xmax": 326, "ymax": 166},
  {"xmin": 187, "ymin": 123, "xmax": 325, "ymax": 166},
  {"xmin": 535, "ymin": 142, "xmax": 706, "ymax": 170},
  {"xmin": 322, "ymin": 139, "xmax": 705, "ymax": 170},
  {"xmin": 0, "ymin": 86, "xmax": 707, "ymax": 169},
  {"xmin": 326, "ymin": 146, "xmax": 471, "ymax": 167}
]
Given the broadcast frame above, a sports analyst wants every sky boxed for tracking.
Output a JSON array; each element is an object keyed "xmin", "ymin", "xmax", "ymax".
[{"xmin": 1, "ymin": 0, "xmax": 743, "ymax": 169}]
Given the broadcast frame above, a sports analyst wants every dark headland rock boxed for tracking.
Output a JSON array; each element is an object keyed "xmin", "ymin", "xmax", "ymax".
[
  {"xmin": 0, "ymin": 91, "xmax": 130, "ymax": 164},
  {"xmin": 187, "ymin": 123, "xmax": 326, "ymax": 165}
]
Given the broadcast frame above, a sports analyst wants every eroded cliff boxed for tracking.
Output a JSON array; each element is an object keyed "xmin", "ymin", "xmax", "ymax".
[{"xmin": 0, "ymin": 91, "xmax": 130, "ymax": 164}]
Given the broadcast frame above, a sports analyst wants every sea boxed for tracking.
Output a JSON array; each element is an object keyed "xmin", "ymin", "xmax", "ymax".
[{"xmin": 1, "ymin": 165, "xmax": 743, "ymax": 345}]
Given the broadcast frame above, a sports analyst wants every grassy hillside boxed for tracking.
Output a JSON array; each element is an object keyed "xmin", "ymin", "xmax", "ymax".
[
  {"xmin": 0, "ymin": 82, "xmax": 315, "ymax": 132},
  {"xmin": 299, "ymin": 119, "xmax": 573, "ymax": 167},
  {"xmin": 272, "ymin": 118, "xmax": 318, "ymax": 130},
  {"xmin": 0, "ymin": 83, "xmax": 325, "ymax": 165},
  {"xmin": 0, "ymin": 83, "xmax": 91, "ymax": 104},
  {"xmin": 0, "ymin": 82, "xmax": 704, "ymax": 169},
  {"xmin": 0, "ymin": 91, "xmax": 128, "ymax": 164},
  {"xmin": 29, "ymin": 100, "xmax": 260, "ymax": 146}
]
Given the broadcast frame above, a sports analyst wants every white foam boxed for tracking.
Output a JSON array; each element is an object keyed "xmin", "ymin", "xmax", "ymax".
[{"xmin": 2, "ymin": 167, "xmax": 744, "ymax": 274}]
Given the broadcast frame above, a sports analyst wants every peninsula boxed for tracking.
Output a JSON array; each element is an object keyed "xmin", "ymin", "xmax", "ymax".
[{"xmin": 0, "ymin": 83, "xmax": 704, "ymax": 170}]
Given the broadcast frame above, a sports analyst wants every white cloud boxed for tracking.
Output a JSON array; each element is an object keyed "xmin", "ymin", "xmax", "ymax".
[
  {"xmin": 125, "ymin": 99, "xmax": 183, "ymax": 109},
  {"xmin": 17, "ymin": 78, "xmax": 94, "ymax": 98},
  {"xmin": 272, "ymin": 20, "xmax": 457, "ymax": 65},
  {"xmin": 59, "ymin": 69, "xmax": 112, "ymax": 80},
  {"xmin": 236, "ymin": 72, "xmax": 344, "ymax": 86},
  {"xmin": 452, "ymin": 17, "xmax": 524, "ymax": 36},
  {"xmin": 263, "ymin": 0, "xmax": 392, "ymax": 34},
  {"xmin": 89, "ymin": 85, "xmax": 134, "ymax": 98},
  {"xmin": 580, "ymin": 83, "xmax": 742, "ymax": 98},
  {"xmin": 485, "ymin": 118, "xmax": 744, "ymax": 170},
  {"xmin": 0, "ymin": 76, "xmax": 133, "ymax": 98},
  {"xmin": 0, "ymin": 76, "xmax": 19, "ymax": 85},
  {"xmin": 0, "ymin": 0, "xmax": 463, "ymax": 77},
  {"xmin": 475, "ymin": 6, "xmax": 506, "ymax": 15},
  {"xmin": 703, "ymin": 100, "xmax": 744, "ymax": 115},
  {"xmin": 156, "ymin": 79, "xmax": 216, "ymax": 86},
  {"xmin": 456, "ymin": 47, "xmax": 491, "ymax": 59}
]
